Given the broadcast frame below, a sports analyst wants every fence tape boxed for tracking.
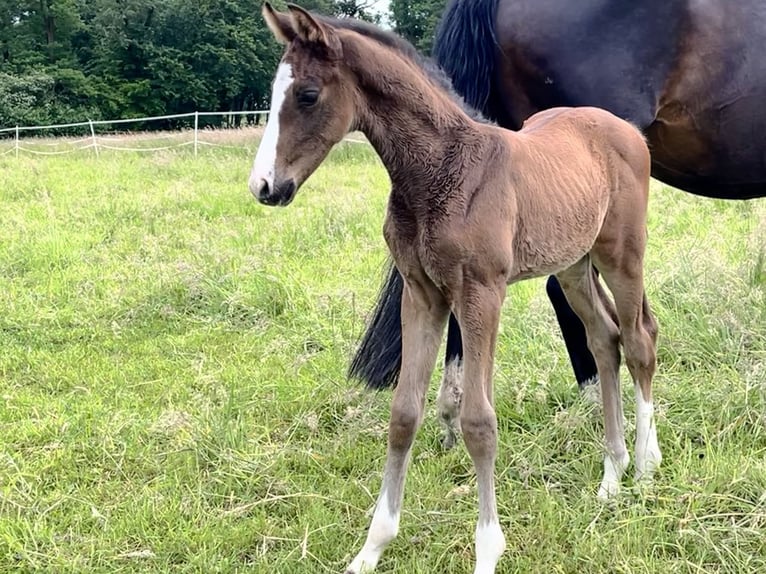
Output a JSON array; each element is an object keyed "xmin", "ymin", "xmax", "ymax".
[
  {"xmin": 98, "ymin": 141, "xmax": 194, "ymax": 152},
  {"xmin": 1, "ymin": 111, "xmax": 371, "ymax": 157},
  {"xmin": 18, "ymin": 145, "xmax": 94, "ymax": 155}
]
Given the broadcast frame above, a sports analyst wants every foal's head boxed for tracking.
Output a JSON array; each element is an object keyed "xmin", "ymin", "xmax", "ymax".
[{"xmin": 249, "ymin": 3, "xmax": 355, "ymax": 206}]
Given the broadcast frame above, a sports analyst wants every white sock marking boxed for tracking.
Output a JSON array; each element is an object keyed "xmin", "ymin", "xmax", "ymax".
[
  {"xmin": 634, "ymin": 387, "xmax": 661, "ymax": 480},
  {"xmin": 597, "ymin": 449, "xmax": 629, "ymax": 500},
  {"xmin": 347, "ymin": 489, "xmax": 399, "ymax": 573},
  {"xmin": 249, "ymin": 62, "xmax": 294, "ymax": 196},
  {"xmin": 474, "ymin": 520, "xmax": 506, "ymax": 574}
]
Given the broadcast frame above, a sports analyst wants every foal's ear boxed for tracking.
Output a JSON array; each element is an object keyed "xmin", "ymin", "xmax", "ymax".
[
  {"xmin": 286, "ymin": 3, "xmax": 342, "ymax": 58},
  {"xmin": 262, "ymin": 2, "xmax": 295, "ymax": 44}
]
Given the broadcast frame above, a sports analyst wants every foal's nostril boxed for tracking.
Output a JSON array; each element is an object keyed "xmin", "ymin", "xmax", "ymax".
[
  {"xmin": 249, "ymin": 175, "xmax": 270, "ymax": 200},
  {"xmin": 251, "ymin": 176, "xmax": 295, "ymax": 207},
  {"xmin": 254, "ymin": 179, "xmax": 282, "ymax": 206},
  {"xmin": 257, "ymin": 179, "xmax": 270, "ymax": 199}
]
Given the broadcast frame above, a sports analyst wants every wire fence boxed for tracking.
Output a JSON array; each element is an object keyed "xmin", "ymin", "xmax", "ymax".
[
  {"xmin": 0, "ymin": 110, "xmax": 274, "ymax": 158},
  {"xmin": 0, "ymin": 110, "xmax": 369, "ymax": 158}
]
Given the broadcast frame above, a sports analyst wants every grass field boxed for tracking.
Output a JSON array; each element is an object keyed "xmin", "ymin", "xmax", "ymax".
[{"xmin": 1, "ymin": 139, "xmax": 765, "ymax": 573}]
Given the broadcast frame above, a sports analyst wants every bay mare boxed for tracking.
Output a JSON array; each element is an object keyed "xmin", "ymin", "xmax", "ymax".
[
  {"xmin": 250, "ymin": 4, "xmax": 661, "ymax": 572},
  {"xmin": 350, "ymin": 0, "xmax": 766, "ymax": 412}
]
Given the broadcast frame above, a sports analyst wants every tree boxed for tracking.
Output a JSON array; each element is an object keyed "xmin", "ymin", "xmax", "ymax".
[
  {"xmin": 390, "ymin": 0, "xmax": 445, "ymax": 53},
  {"xmin": 0, "ymin": 0, "xmax": 393, "ymax": 129},
  {"xmin": 334, "ymin": 0, "xmax": 381, "ymax": 22},
  {"xmin": 0, "ymin": 70, "xmax": 55, "ymax": 126},
  {"xmin": 1, "ymin": 0, "xmax": 81, "ymax": 68}
]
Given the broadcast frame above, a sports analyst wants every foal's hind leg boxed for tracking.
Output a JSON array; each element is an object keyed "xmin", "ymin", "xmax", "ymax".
[
  {"xmin": 546, "ymin": 275, "xmax": 600, "ymax": 390},
  {"xmin": 555, "ymin": 258, "xmax": 629, "ymax": 498},
  {"xmin": 346, "ymin": 276, "xmax": 449, "ymax": 574},
  {"xmin": 631, "ymin": 295, "xmax": 661, "ymax": 481},
  {"xmin": 595, "ymin": 260, "xmax": 661, "ymax": 482},
  {"xmin": 455, "ymin": 279, "xmax": 507, "ymax": 573},
  {"xmin": 437, "ymin": 314, "xmax": 463, "ymax": 450}
]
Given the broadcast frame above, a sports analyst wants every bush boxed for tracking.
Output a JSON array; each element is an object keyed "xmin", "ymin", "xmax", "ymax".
[{"xmin": 0, "ymin": 71, "xmax": 56, "ymax": 128}]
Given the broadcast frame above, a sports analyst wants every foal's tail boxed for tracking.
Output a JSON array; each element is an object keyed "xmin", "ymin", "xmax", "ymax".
[
  {"xmin": 433, "ymin": 0, "xmax": 502, "ymax": 118},
  {"xmin": 348, "ymin": 259, "xmax": 404, "ymax": 389}
]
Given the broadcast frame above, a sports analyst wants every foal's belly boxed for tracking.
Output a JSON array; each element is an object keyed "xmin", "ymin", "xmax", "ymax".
[
  {"xmin": 507, "ymin": 188, "xmax": 608, "ymax": 282},
  {"xmin": 509, "ymin": 228, "xmax": 600, "ymax": 283}
]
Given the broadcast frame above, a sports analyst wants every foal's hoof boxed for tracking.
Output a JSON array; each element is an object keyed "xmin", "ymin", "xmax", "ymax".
[
  {"xmin": 597, "ymin": 480, "xmax": 620, "ymax": 500},
  {"xmin": 440, "ymin": 428, "xmax": 458, "ymax": 451},
  {"xmin": 579, "ymin": 375, "xmax": 601, "ymax": 405},
  {"xmin": 438, "ymin": 415, "xmax": 461, "ymax": 451},
  {"xmin": 345, "ymin": 563, "xmax": 372, "ymax": 574},
  {"xmin": 634, "ymin": 454, "xmax": 662, "ymax": 483},
  {"xmin": 597, "ymin": 451, "xmax": 629, "ymax": 500}
]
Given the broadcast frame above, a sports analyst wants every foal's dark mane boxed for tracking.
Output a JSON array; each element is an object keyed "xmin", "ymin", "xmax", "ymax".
[{"xmin": 315, "ymin": 14, "xmax": 493, "ymax": 125}]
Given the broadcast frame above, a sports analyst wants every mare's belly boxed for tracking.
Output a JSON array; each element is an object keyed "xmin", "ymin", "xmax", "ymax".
[{"xmin": 647, "ymin": 92, "xmax": 766, "ymax": 197}]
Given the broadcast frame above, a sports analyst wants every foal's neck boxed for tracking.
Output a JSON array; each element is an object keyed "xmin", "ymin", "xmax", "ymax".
[{"xmin": 343, "ymin": 33, "xmax": 482, "ymax": 199}]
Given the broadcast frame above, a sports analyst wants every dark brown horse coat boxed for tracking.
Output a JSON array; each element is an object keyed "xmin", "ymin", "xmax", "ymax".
[{"xmin": 458, "ymin": 0, "xmax": 766, "ymax": 199}]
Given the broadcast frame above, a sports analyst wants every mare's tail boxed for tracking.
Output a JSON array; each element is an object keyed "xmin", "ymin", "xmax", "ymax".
[
  {"xmin": 348, "ymin": 259, "xmax": 404, "ymax": 389},
  {"xmin": 432, "ymin": 0, "xmax": 502, "ymax": 116}
]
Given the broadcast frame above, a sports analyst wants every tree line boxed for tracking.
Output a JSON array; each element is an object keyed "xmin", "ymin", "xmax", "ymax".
[{"xmin": 0, "ymin": 0, "xmax": 446, "ymax": 130}]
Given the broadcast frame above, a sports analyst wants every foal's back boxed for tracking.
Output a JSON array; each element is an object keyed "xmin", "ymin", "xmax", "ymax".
[
  {"xmin": 514, "ymin": 106, "xmax": 650, "ymax": 197},
  {"xmin": 484, "ymin": 106, "xmax": 651, "ymax": 281}
]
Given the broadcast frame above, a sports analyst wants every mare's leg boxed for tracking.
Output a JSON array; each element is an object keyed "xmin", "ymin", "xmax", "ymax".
[
  {"xmin": 555, "ymin": 259, "xmax": 629, "ymax": 499},
  {"xmin": 437, "ymin": 313, "xmax": 463, "ymax": 449},
  {"xmin": 546, "ymin": 274, "xmax": 600, "ymax": 389},
  {"xmin": 346, "ymin": 277, "xmax": 449, "ymax": 574},
  {"xmin": 456, "ymin": 280, "xmax": 506, "ymax": 573}
]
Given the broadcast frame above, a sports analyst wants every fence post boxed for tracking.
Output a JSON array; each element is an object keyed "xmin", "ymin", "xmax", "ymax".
[
  {"xmin": 15, "ymin": 126, "xmax": 19, "ymax": 159},
  {"xmin": 89, "ymin": 119, "xmax": 99, "ymax": 158},
  {"xmin": 194, "ymin": 111, "xmax": 199, "ymax": 156}
]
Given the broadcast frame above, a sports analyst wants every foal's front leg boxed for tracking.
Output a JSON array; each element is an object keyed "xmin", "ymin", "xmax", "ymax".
[{"xmin": 346, "ymin": 279, "xmax": 448, "ymax": 574}]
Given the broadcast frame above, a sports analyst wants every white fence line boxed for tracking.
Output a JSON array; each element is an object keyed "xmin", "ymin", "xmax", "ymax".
[
  {"xmin": 0, "ymin": 110, "xmax": 369, "ymax": 158},
  {"xmin": 0, "ymin": 110, "xmax": 269, "ymax": 134},
  {"xmin": 0, "ymin": 110, "xmax": 272, "ymax": 158}
]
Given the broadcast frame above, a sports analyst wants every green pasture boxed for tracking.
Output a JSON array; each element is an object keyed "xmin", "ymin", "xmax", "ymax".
[{"xmin": 1, "ymin": 140, "xmax": 765, "ymax": 573}]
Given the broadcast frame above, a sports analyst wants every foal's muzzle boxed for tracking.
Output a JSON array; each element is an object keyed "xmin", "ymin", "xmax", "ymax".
[{"xmin": 252, "ymin": 178, "xmax": 297, "ymax": 207}]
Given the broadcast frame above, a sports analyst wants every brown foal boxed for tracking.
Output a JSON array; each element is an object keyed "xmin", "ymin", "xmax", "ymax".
[{"xmin": 250, "ymin": 4, "xmax": 662, "ymax": 573}]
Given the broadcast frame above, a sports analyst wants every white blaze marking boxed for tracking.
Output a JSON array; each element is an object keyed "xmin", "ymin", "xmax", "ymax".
[
  {"xmin": 634, "ymin": 386, "xmax": 662, "ymax": 480},
  {"xmin": 249, "ymin": 63, "xmax": 294, "ymax": 197},
  {"xmin": 347, "ymin": 489, "xmax": 399, "ymax": 573}
]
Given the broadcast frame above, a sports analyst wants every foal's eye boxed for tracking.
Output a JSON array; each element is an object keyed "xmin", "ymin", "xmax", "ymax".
[{"xmin": 296, "ymin": 88, "xmax": 320, "ymax": 108}]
